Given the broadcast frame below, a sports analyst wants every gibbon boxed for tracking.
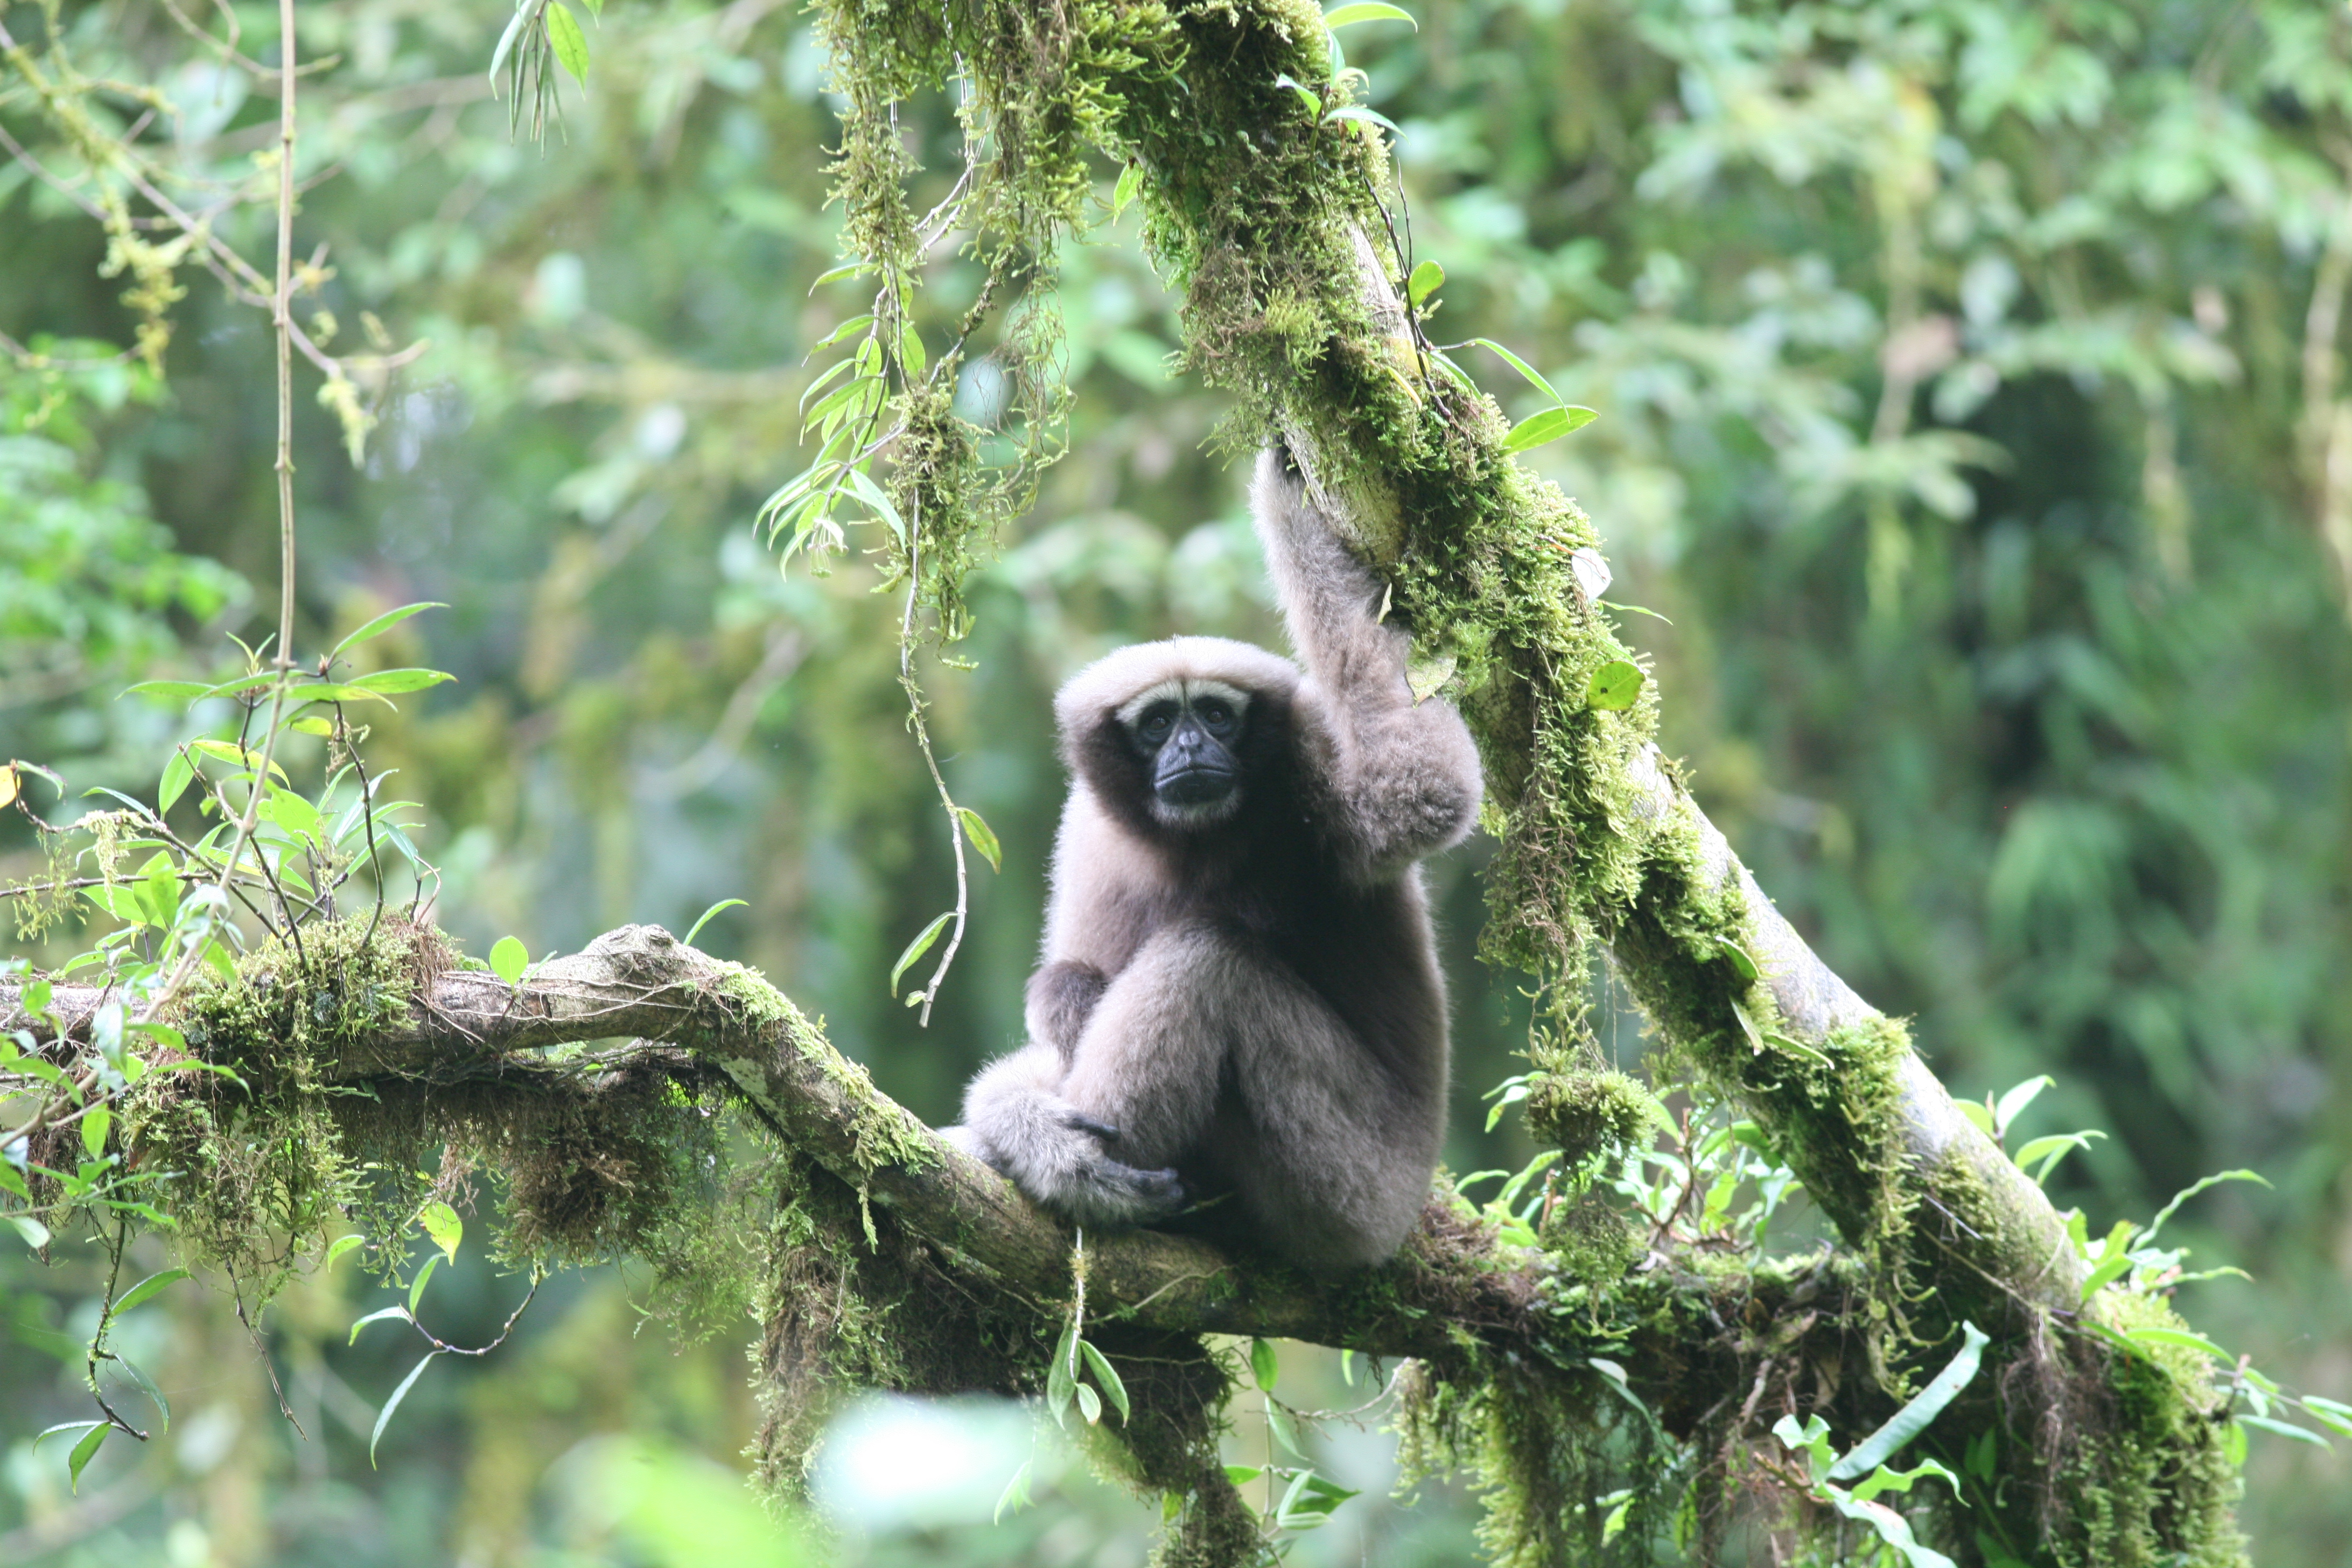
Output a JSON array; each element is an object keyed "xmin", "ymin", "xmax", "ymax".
[{"xmin": 943, "ymin": 447, "xmax": 1482, "ymax": 1273}]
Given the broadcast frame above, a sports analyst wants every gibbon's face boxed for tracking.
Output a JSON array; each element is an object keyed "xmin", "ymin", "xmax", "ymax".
[{"xmin": 1117, "ymin": 676, "xmax": 1252, "ymax": 827}]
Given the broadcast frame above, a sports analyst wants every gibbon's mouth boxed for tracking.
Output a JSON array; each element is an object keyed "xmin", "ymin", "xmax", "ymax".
[{"xmin": 1156, "ymin": 764, "xmax": 1237, "ymax": 810}]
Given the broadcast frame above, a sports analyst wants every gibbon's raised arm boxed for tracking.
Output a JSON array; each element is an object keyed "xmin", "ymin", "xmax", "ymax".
[{"xmin": 1249, "ymin": 449, "xmax": 1483, "ymax": 882}]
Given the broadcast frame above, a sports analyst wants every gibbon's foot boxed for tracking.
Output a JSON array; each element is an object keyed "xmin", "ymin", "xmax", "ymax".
[
  {"xmin": 937, "ymin": 1108, "xmax": 1186, "ymax": 1228},
  {"xmin": 1058, "ymin": 1154, "xmax": 1186, "ymax": 1229}
]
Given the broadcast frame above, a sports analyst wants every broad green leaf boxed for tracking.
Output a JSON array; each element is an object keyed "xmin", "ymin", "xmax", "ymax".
[
  {"xmin": 2013, "ymin": 1130, "xmax": 2104, "ymax": 1184},
  {"xmin": 1992, "ymin": 1075, "xmax": 2054, "ymax": 1139},
  {"xmin": 1075, "ymin": 1382, "xmax": 1103, "ymax": 1425},
  {"xmin": 2078, "ymin": 1253, "xmax": 2136, "ymax": 1301},
  {"xmin": 348, "ymin": 1304, "xmax": 411, "ymax": 1345},
  {"xmin": 347, "ymin": 668, "xmax": 456, "ymax": 695},
  {"xmin": 1829, "ymin": 1321, "xmax": 1987, "ymax": 1480},
  {"xmin": 1585, "ymin": 659, "xmax": 1643, "ymax": 711},
  {"xmin": 811, "ymin": 313, "xmax": 876, "ymax": 352},
  {"xmin": 1502, "ymin": 404, "xmax": 1598, "ymax": 451},
  {"xmin": 80, "ymin": 1106, "xmax": 112, "ymax": 1159},
  {"xmin": 159, "ymin": 751, "xmax": 194, "ymax": 813},
  {"xmin": 1079, "ymin": 1340, "xmax": 1131, "ymax": 1424},
  {"xmin": 2237, "ymin": 1414, "xmax": 2331, "ymax": 1450},
  {"xmin": 683, "ymin": 898, "xmax": 748, "ymax": 946},
  {"xmin": 890, "ymin": 912, "xmax": 954, "ymax": 995},
  {"xmin": 842, "ymin": 467, "xmax": 905, "ymax": 540},
  {"xmin": 115, "ymin": 1352, "xmax": 171, "ymax": 1431},
  {"xmin": 418, "ymin": 1200, "xmax": 463, "ymax": 1263},
  {"xmin": 2299, "ymin": 1398, "xmax": 2352, "ymax": 1440},
  {"xmin": 2124, "ymin": 1327, "xmax": 2229, "ymax": 1360},
  {"xmin": 1325, "ymin": 2, "xmax": 1417, "ymax": 27},
  {"xmin": 1406, "ymin": 648, "xmax": 1457, "ymax": 704},
  {"xmin": 898, "ymin": 320, "xmax": 927, "ymax": 377},
  {"xmin": 545, "ymin": 2, "xmax": 590, "ymax": 85},
  {"xmin": 1272, "ymin": 72, "xmax": 1321, "ymax": 117},
  {"xmin": 993, "ymin": 1459, "xmax": 1034, "ymax": 1522},
  {"xmin": 407, "ymin": 1254, "xmax": 440, "ymax": 1313},
  {"xmin": 286, "ymin": 683, "xmax": 394, "ymax": 707},
  {"xmin": 67, "ymin": 1422, "xmax": 108, "ymax": 1492},
  {"xmin": 8, "ymin": 1213, "xmax": 51, "ymax": 1248},
  {"xmin": 1406, "ymin": 258, "xmax": 1443, "ymax": 309},
  {"xmin": 122, "ymin": 681, "xmax": 209, "ymax": 703},
  {"xmin": 371, "ymin": 1352, "xmax": 438, "ymax": 1467},
  {"xmin": 189, "ymin": 739, "xmax": 288, "ymax": 781},
  {"xmin": 1267, "ymin": 1399, "xmax": 1308, "ymax": 1458},
  {"xmin": 1250, "ymin": 1337, "xmax": 1279, "ymax": 1392},
  {"xmin": 808, "ymin": 261, "xmax": 878, "ymax": 291},
  {"xmin": 489, "ymin": 935, "xmax": 529, "ymax": 988},
  {"xmin": 1111, "ymin": 163, "xmax": 1143, "ymax": 220},
  {"xmin": 956, "ymin": 808, "xmax": 1002, "ymax": 872},
  {"xmin": 324, "ymin": 1233, "xmax": 367, "ymax": 1269},
  {"xmin": 113, "ymin": 1268, "xmax": 191, "ymax": 1318},
  {"xmin": 1322, "ymin": 106, "xmax": 1399, "ymax": 137},
  {"xmin": 1715, "ymin": 935, "xmax": 1760, "ymax": 982},
  {"xmin": 1046, "ymin": 1322, "xmax": 1078, "ymax": 1427},
  {"xmin": 1468, "ymin": 337, "xmax": 1567, "ymax": 408},
  {"xmin": 331, "ymin": 602, "xmax": 446, "ymax": 659}
]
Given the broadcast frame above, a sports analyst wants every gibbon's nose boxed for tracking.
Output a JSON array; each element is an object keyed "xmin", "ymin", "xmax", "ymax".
[{"xmin": 1155, "ymin": 718, "xmax": 1237, "ymax": 805}]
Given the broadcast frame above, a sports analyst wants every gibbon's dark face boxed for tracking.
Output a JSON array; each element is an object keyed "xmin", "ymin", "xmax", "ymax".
[{"xmin": 1118, "ymin": 677, "xmax": 1252, "ymax": 827}]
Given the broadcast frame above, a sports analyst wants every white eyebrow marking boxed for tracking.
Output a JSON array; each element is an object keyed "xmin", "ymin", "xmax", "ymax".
[{"xmin": 1116, "ymin": 677, "xmax": 1254, "ymax": 729}]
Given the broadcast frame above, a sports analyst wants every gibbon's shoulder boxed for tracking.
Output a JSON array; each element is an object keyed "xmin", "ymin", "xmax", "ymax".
[{"xmin": 1052, "ymin": 637, "xmax": 1301, "ymax": 741}]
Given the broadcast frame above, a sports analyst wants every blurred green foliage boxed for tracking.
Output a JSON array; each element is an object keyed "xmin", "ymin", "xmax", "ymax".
[{"xmin": 3, "ymin": 0, "xmax": 2348, "ymax": 1563}]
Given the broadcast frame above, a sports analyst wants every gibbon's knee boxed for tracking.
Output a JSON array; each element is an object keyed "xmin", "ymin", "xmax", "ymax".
[{"xmin": 954, "ymin": 1042, "xmax": 1186, "ymax": 1229}]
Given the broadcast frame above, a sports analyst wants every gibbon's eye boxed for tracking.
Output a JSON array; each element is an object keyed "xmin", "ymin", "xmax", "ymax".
[
  {"xmin": 1138, "ymin": 705, "xmax": 1178, "ymax": 744},
  {"xmin": 1195, "ymin": 699, "xmax": 1235, "ymax": 734}
]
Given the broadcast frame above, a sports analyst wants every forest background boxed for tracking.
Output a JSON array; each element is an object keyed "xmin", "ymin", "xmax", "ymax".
[{"xmin": 3, "ymin": 1, "xmax": 2349, "ymax": 1565}]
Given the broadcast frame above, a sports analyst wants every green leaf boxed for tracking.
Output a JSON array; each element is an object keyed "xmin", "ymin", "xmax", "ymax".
[
  {"xmin": 114, "ymin": 1352, "xmax": 171, "ymax": 1431},
  {"xmin": 488, "ymin": 0, "xmax": 533, "ymax": 82},
  {"xmin": 1322, "ymin": 106, "xmax": 1399, "ymax": 137},
  {"xmin": 189, "ymin": 738, "xmax": 288, "ymax": 781},
  {"xmin": 371, "ymin": 1352, "xmax": 438, "ymax": 1467},
  {"xmin": 1266, "ymin": 1399, "xmax": 1308, "ymax": 1459},
  {"xmin": 489, "ymin": 935, "xmax": 529, "ymax": 988},
  {"xmin": 1715, "ymin": 935, "xmax": 1760, "ymax": 982},
  {"xmin": 81, "ymin": 1106, "xmax": 112, "ymax": 1159},
  {"xmin": 8, "ymin": 1213, "xmax": 51, "ymax": 1249},
  {"xmin": 898, "ymin": 320, "xmax": 927, "ymax": 377},
  {"xmin": 2237, "ymin": 1414, "xmax": 2332, "ymax": 1451},
  {"xmin": 407, "ymin": 1254, "xmax": 440, "ymax": 1314},
  {"xmin": 1502, "ymin": 404, "xmax": 1598, "ymax": 451},
  {"xmin": 113, "ymin": 1268, "xmax": 191, "ymax": 1317},
  {"xmin": 347, "ymin": 668, "xmax": 456, "ymax": 695},
  {"xmin": 1405, "ymin": 647, "xmax": 1457, "ymax": 704},
  {"xmin": 993, "ymin": 1459, "xmax": 1034, "ymax": 1522},
  {"xmin": 2299, "ymin": 1399, "xmax": 2352, "ymax": 1440},
  {"xmin": 890, "ymin": 912, "xmax": 954, "ymax": 996},
  {"xmin": 2124, "ymin": 1327, "xmax": 2230, "ymax": 1361},
  {"xmin": 2078, "ymin": 1253, "xmax": 2136, "ymax": 1302},
  {"xmin": 1829, "ymin": 1321, "xmax": 1987, "ymax": 1481},
  {"xmin": 1079, "ymin": 1339, "xmax": 1131, "ymax": 1424},
  {"xmin": 683, "ymin": 898, "xmax": 748, "ymax": 946},
  {"xmin": 811, "ymin": 313, "xmax": 876, "ymax": 352},
  {"xmin": 1046, "ymin": 1322, "xmax": 1079, "ymax": 1427},
  {"xmin": 1468, "ymin": 337, "xmax": 1567, "ymax": 408},
  {"xmin": 2144, "ymin": 1169, "xmax": 2270, "ymax": 1244},
  {"xmin": 159, "ymin": 751, "xmax": 194, "ymax": 814},
  {"xmin": 122, "ymin": 680, "xmax": 211, "ymax": 703},
  {"xmin": 1991, "ymin": 1075, "xmax": 2054, "ymax": 1139},
  {"xmin": 809, "ymin": 261, "xmax": 878, "ymax": 292},
  {"xmin": 324, "ymin": 1233, "xmax": 367, "ymax": 1270},
  {"xmin": 286, "ymin": 683, "xmax": 394, "ymax": 707},
  {"xmin": 348, "ymin": 1304, "xmax": 411, "ymax": 1346},
  {"xmin": 1325, "ymin": 2, "xmax": 1417, "ymax": 27},
  {"xmin": 1250, "ymin": 1337, "xmax": 1279, "ymax": 1392},
  {"xmin": 1272, "ymin": 72, "xmax": 1322, "ymax": 117},
  {"xmin": 67, "ymin": 1422, "xmax": 108, "ymax": 1492},
  {"xmin": 1406, "ymin": 259, "xmax": 1443, "ymax": 309},
  {"xmin": 842, "ymin": 467, "xmax": 906, "ymax": 541},
  {"xmin": 418, "ymin": 1200, "xmax": 463, "ymax": 1264},
  {"xmin": 545, "ymin": 2, "xmax": 590, "ymax": 85},
  {"xmin": 331, "ymin": 602, "xmax": 446, "ymax": 660},
  {"xmin": 956, "ymin": 808, "xmax": 1002, "ymax": 872},
  {"xmin": 1585, "ymin": 659, "xmax": 1644, "ymax": 711},
  {"xmin": 1111, "ymin": 163, "xmax": 1144, "ymax": 220},
  {"xmin": 1075, "ymin": 1382, "xmax": 1103, "ymax": 1425},
  {"xmin": 1276, "ymin": 1469, "xmax": 1361, "ymax": 1528},
  {"xmin": 2012, "ymin": 1130, "xmax": 2104, "ymax": 1184}
]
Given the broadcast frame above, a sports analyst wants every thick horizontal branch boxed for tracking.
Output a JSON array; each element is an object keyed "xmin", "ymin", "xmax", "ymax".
[{"xmin": 3, "ymin": 926, "xmax": 1865, "ymax": 1426}]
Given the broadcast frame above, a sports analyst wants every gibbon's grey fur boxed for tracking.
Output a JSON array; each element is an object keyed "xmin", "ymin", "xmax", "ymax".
[{"xmin": 941, "ymin": 447, "xmax": 1483, "ymax": 1273}]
